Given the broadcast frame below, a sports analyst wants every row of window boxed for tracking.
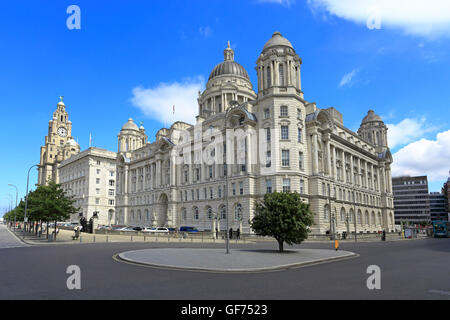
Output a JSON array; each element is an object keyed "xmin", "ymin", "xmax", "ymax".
[
  {"xmin": 265, "ymin": 178, "xmax": 306, "ymax": 194},
  {"xmin": 181, "ymin": 204, "xmax": 242, "ymax": 221},
  {"xmin": 180, "ymin": 182, "xmax": 245, "ymax": 201},
  {"xmin": 263, "ymin": 106, "xmax": 302, "ymax": 120}
]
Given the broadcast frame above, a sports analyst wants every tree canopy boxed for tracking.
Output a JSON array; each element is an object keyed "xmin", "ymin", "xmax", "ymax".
[{"xmin": 250, "ymin": 191, "xmax": 314, "ymax": 252}]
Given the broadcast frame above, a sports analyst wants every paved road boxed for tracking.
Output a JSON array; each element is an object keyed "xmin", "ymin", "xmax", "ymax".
[
  {"xmin": 0, "ymin": 236, "xmax": 449, "ymax": 299},
  {"xmin": 0, "ymin": 224, "xmax": 28, "ymax": 249}
]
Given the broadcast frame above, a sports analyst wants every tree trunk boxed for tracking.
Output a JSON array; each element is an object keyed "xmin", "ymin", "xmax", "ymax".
[
  {"xmin": 278, "ymin": 240, "xmax": 284, "ymax": 252},
  {"xmin": 46, "ymin": 222, "xmax": 49, "ymax": 239},
  {"xmin": 54, "ymin": 220, "xmax": 57, "ymax": 241}
]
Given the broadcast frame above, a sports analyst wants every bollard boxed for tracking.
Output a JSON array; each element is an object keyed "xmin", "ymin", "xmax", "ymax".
[{"xmin": 144, "ymin": 235, "xmax": 146, "ymax": 242}]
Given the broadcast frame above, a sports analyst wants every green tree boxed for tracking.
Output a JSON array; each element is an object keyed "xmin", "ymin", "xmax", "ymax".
[
  {"xmin": 24, "ymin": 181, "xmax": 79, "ymax": 239},
  {"xmin": 250, "ymin": 191, "xmax": 314, "ymax": 252}
]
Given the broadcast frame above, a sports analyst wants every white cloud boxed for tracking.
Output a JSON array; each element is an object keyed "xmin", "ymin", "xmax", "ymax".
[
  {"xmin": 386, "ymin": 117, "xmax": 436, "ymax": 149},
  {"xmin": 257, "ymin": 0, "xmax": 295, "ymax": 7},
  {"xmin": 199, "ymin": 26, "xmax": 212, "ymax": 37},
  {"xmin": 130, "ymin": 77, "xmax": 205, "ymax": 126},
  {"xmin": 307, "ymin": 0, "xmax": 450, "ymax": 38},
  {"xmin": 338, "ymin": 69, "xmax": 358, "ymax": 87},
  {"xmin": 392, "ymin": 130, "xmax": 450, "ymax": 181}
]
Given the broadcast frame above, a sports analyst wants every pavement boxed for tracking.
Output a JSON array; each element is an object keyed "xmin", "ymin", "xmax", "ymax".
[
  {"xmin": 117, "ymin": 248, "xmax": 357, "ymax": 272},
  {"xmin": 0, "ymin": 224, "xmax": 29, "ymax": 249}
]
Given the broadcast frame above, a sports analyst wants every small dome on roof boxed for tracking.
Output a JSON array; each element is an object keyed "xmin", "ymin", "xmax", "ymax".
[
  {"xmin": 66, "ymin": 138, "xmax": 79, "ymax": 147},
  {"xmin": 121, "ymin": 118, "xmax": 139, "ymax": 131},
  {"xmin": 262, "ymin": 31, "xmax": 294, "ymax": 52},
  {"xmin": 361, "ymin": 110, "xmax": 383, "ymax": 124}
]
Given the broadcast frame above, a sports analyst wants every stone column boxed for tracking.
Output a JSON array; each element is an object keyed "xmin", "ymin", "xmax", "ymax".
[
  {"xmin": 349, "ymin": 154, "xmax": 354, "ymax": 185},
  {"xmin": 325, "ymin": 137, "xmax": 331, "ymax": 176},
  {"xmin": 332, "ymin": 145, "xmax": 337, "ymax": 181},
  {"xmin": 156, "ymin": 160, "xmax": 161, "ymax": 188},
  {"xmin": 312, "ymin": 133, "xmax": 319, "ymax": 175}
]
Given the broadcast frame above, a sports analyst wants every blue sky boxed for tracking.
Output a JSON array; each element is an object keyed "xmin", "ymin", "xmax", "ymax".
[{"xmin": 1, "ymin": 0, "xmax": 450, "ymax": 214}]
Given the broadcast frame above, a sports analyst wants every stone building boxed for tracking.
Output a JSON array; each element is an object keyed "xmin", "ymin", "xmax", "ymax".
[
  {"xmin": 40, "ymin": 32, "xmax": 395, "ymax": 234},
  {"xmin": 58, "ymin": 147, "xmax": 117, "ymax": 225},
  {"xmin": 113, "ymin": 32, "xmax": 395, "ymax": 234}
]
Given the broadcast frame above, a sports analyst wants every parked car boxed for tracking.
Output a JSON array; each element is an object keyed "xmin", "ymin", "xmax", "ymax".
[
  {"xmin": 179, "ymin": 226, "xmax": 199, "ymax": 232},
  {"xmin": 132, "ymin": 226, "xmax": 143, "ymax": 231},
  {"xmin": 151, "ymin": 227, "xmax": 169, "ymax": 233},
  {"xmin": 116, "ymin": 226, "xmax": 135, "ymax": 232},
  {"xmin": 167, "ymin": 227, "xmax": 177, "ymax": 233},
  {"xmin": 142, "ymin": 227, "xmax": 156, "ymax": 232}
]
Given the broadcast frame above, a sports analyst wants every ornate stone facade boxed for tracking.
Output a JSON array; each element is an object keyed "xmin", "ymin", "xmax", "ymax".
[
  {"xmin": 38, "ymin": 97, "xmax": 80, "ymax": 185},
  {"xmin": 42, "ymin": 32, "xmax": 395, "ymax": 234}
]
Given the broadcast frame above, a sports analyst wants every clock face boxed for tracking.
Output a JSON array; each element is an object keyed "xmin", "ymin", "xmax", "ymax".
[{"xmin": 57, "ymin": 127, "xmax": 67, "ymax": 137}]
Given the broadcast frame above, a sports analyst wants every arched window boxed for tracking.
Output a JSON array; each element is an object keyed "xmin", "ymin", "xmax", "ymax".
[
  {"xmin": 365, "ymin": 212, "xmax": 369, "ymax": 225},
  {"xmin": 279, "ymin": 63, "xmax": 284, "ymax": 86},
  {"xmin": 340, "ymin": 208, "xmax": 346, "ymax": 223},
  {"xmin": 145, "ymin": 209, "xmax": 149, "ymax": 220},
  {"xmin": 358, "ymin": 211, "xmax": 362, "ymax": 225},
  {"xmin": 371, "ymin": 212, "xmax": 376, "ymax": 226},
  {"xmin": 221, "ymin": 206, "xmax": 227, "ymax": 220},
  {"xmin": 193, "ymin": 207, "xmax": 199, "ymax": 220},
  {"xmin": 235, "ymin": 204, "xmax": 242, "ymax": 221},
  {"xmin": 182, "ymin": 208, "xmax": 187, "ymax": 221}
]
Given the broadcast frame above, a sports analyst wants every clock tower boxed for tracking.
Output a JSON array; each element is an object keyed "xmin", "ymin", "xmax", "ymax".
[{"xmin": 38, "ymin": 97, "xmax": 80, "ymax": 185}]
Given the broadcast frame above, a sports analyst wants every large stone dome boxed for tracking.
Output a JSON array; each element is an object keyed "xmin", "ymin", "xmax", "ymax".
[
  {"xmin": 209, "ymin": 60, "xmax": 250, "ymax": 81},
  {"xmin": 208, "ymin": 42, "xmax": 250, "ymax": 81},
  {"xmin": 262, "ymin": 31, "xmax": 294, "ymax": 52}
]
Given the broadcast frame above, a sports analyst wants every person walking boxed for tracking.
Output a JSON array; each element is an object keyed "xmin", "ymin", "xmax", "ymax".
[
  {"xmin": 236, "ymin": 228, "xmax": 240, "ymax": 240},
  {"xmin": 215, "ymin": 227, "xmax": 218, "ymax": 239},
  {"xmin": 229, "ymin": 228, "xmax": 233, "ymax": 240}
]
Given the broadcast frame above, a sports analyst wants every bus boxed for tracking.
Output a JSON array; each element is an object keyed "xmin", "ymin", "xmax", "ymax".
[{"xmin": 432, "ymin": 221, "xmax": 450, "ymax": 238}]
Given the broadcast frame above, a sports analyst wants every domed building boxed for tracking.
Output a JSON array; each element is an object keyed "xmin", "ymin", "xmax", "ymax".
[{"xmin": 43, "ymin": 32, "xmax": 395, "ymax": 234}]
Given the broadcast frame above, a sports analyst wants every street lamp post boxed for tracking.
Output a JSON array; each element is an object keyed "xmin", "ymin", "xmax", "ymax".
[
  {"xmin": 24, "ymin": 164, "xmax": 39, "ymax": 232},
  {"xmin": 8, "ymin": 184, "xmax": 18, "ymax": 232},
  {"xmin": 223, "ymin": 101, "xmax": 241, "ymax": 254}
]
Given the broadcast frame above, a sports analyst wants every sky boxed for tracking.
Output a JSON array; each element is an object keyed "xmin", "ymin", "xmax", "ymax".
[{"xmin": 1, "ymin": 0, "xmax": 449, "ymax": 215}]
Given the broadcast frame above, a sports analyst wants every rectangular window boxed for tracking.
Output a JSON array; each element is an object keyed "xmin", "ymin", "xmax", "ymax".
[
  {"xmin": 108, "ymin": 189, "xmax": 114, "ymax": 196},
  {"xmin": 210, "ymin": 188, "xmax": 213, "ymax": 199},
  {"xmin": 109, "ymin": 180, "xmax": 115, "ymax": 186},
  {"xmin": 96, "ymin": 188, "xmax": 100, "ymax": 195},
  {"xmin": 96, "ymin": 160, "xmax": 101, "ymax": 165},
  {"xmin": 110, "ymin": 171, "xmax": 114, "ymax": 177},
  {"xmin": 265, "ymin": 128, "xmax": 271, "ymax": 142},
  {"xmin": 280, "ymin": 106, "xmax": 288, "ymax": 117},
  {"xmin": 95, "ymin": 198, "xmax": 100, "ymax": 205},
  {"xmin": 300, "ymin": 179, "xmax": 304, "ymax": 194},
  {"xmin": 184, "ymin": 170, "xmax": 188, "ymax": 183},
  {"xmin": 239, "ymin": 182, "xmax": 244, "ymax": 195},
  {"xmin": 297, "ymin": 128, "xmax": 302, "ymax": 142},
  {"xmin": 297, "ymin": 108, "xmax": 302, "ymax": 119},
  {"xmin": 96, "ymin": 178, "xmax": 100, "ymax": 184},
  {"xmin": 196, "ymin": 189, "xmax": 199, "ymax": 200},
  {"xmin": 204, "ymin": 188, "xmax": 207, "ymax": 199},
  {"xmin": 264, "ymin": 109, "xmax": 270, "ymax": 119},
  {"xmin": 283, "ymin": 178, "xmax": 291, "ymax": 192},
  {"xmin": 266, "ymin": 180, "xmax": 272, "ymax": 193},
  {"xmin": 209, "ymin": 166, "xmax": 213, "ymax": 178},
  {"xmin": 109, "ymin": 199, "xmax": 114, "ymax": 205},
  {"xmin": 299, "ymin": 152, "xmax": 304, "ymax": 169},
  {"xmin": 281, "ymin": 126, "xmax": 289, "ymax": 140},
  {"xmin": 266, "ymin": 151, "xmax": 271, "ymax": 168},
  {"xmin": 191, "ymin": 190, "xmax": 194, "ymax": 200},
  {"xmin": 282, "ymin": 150, "xmax": 290, "ymax": 167},
  {"xmin": 96, "ymin": 169, "xmax": 100, "ymax": 174},
  {"xmin": 218, "ymin": 187, "xmax": 222, "ymax": 198},
  {"xmin": 196, "ymin": 168, "xmax": 200, "ymax": 181},
  {"xmin": 232, "ymin": 183, "xmax": 236, "ymax": 196}
]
